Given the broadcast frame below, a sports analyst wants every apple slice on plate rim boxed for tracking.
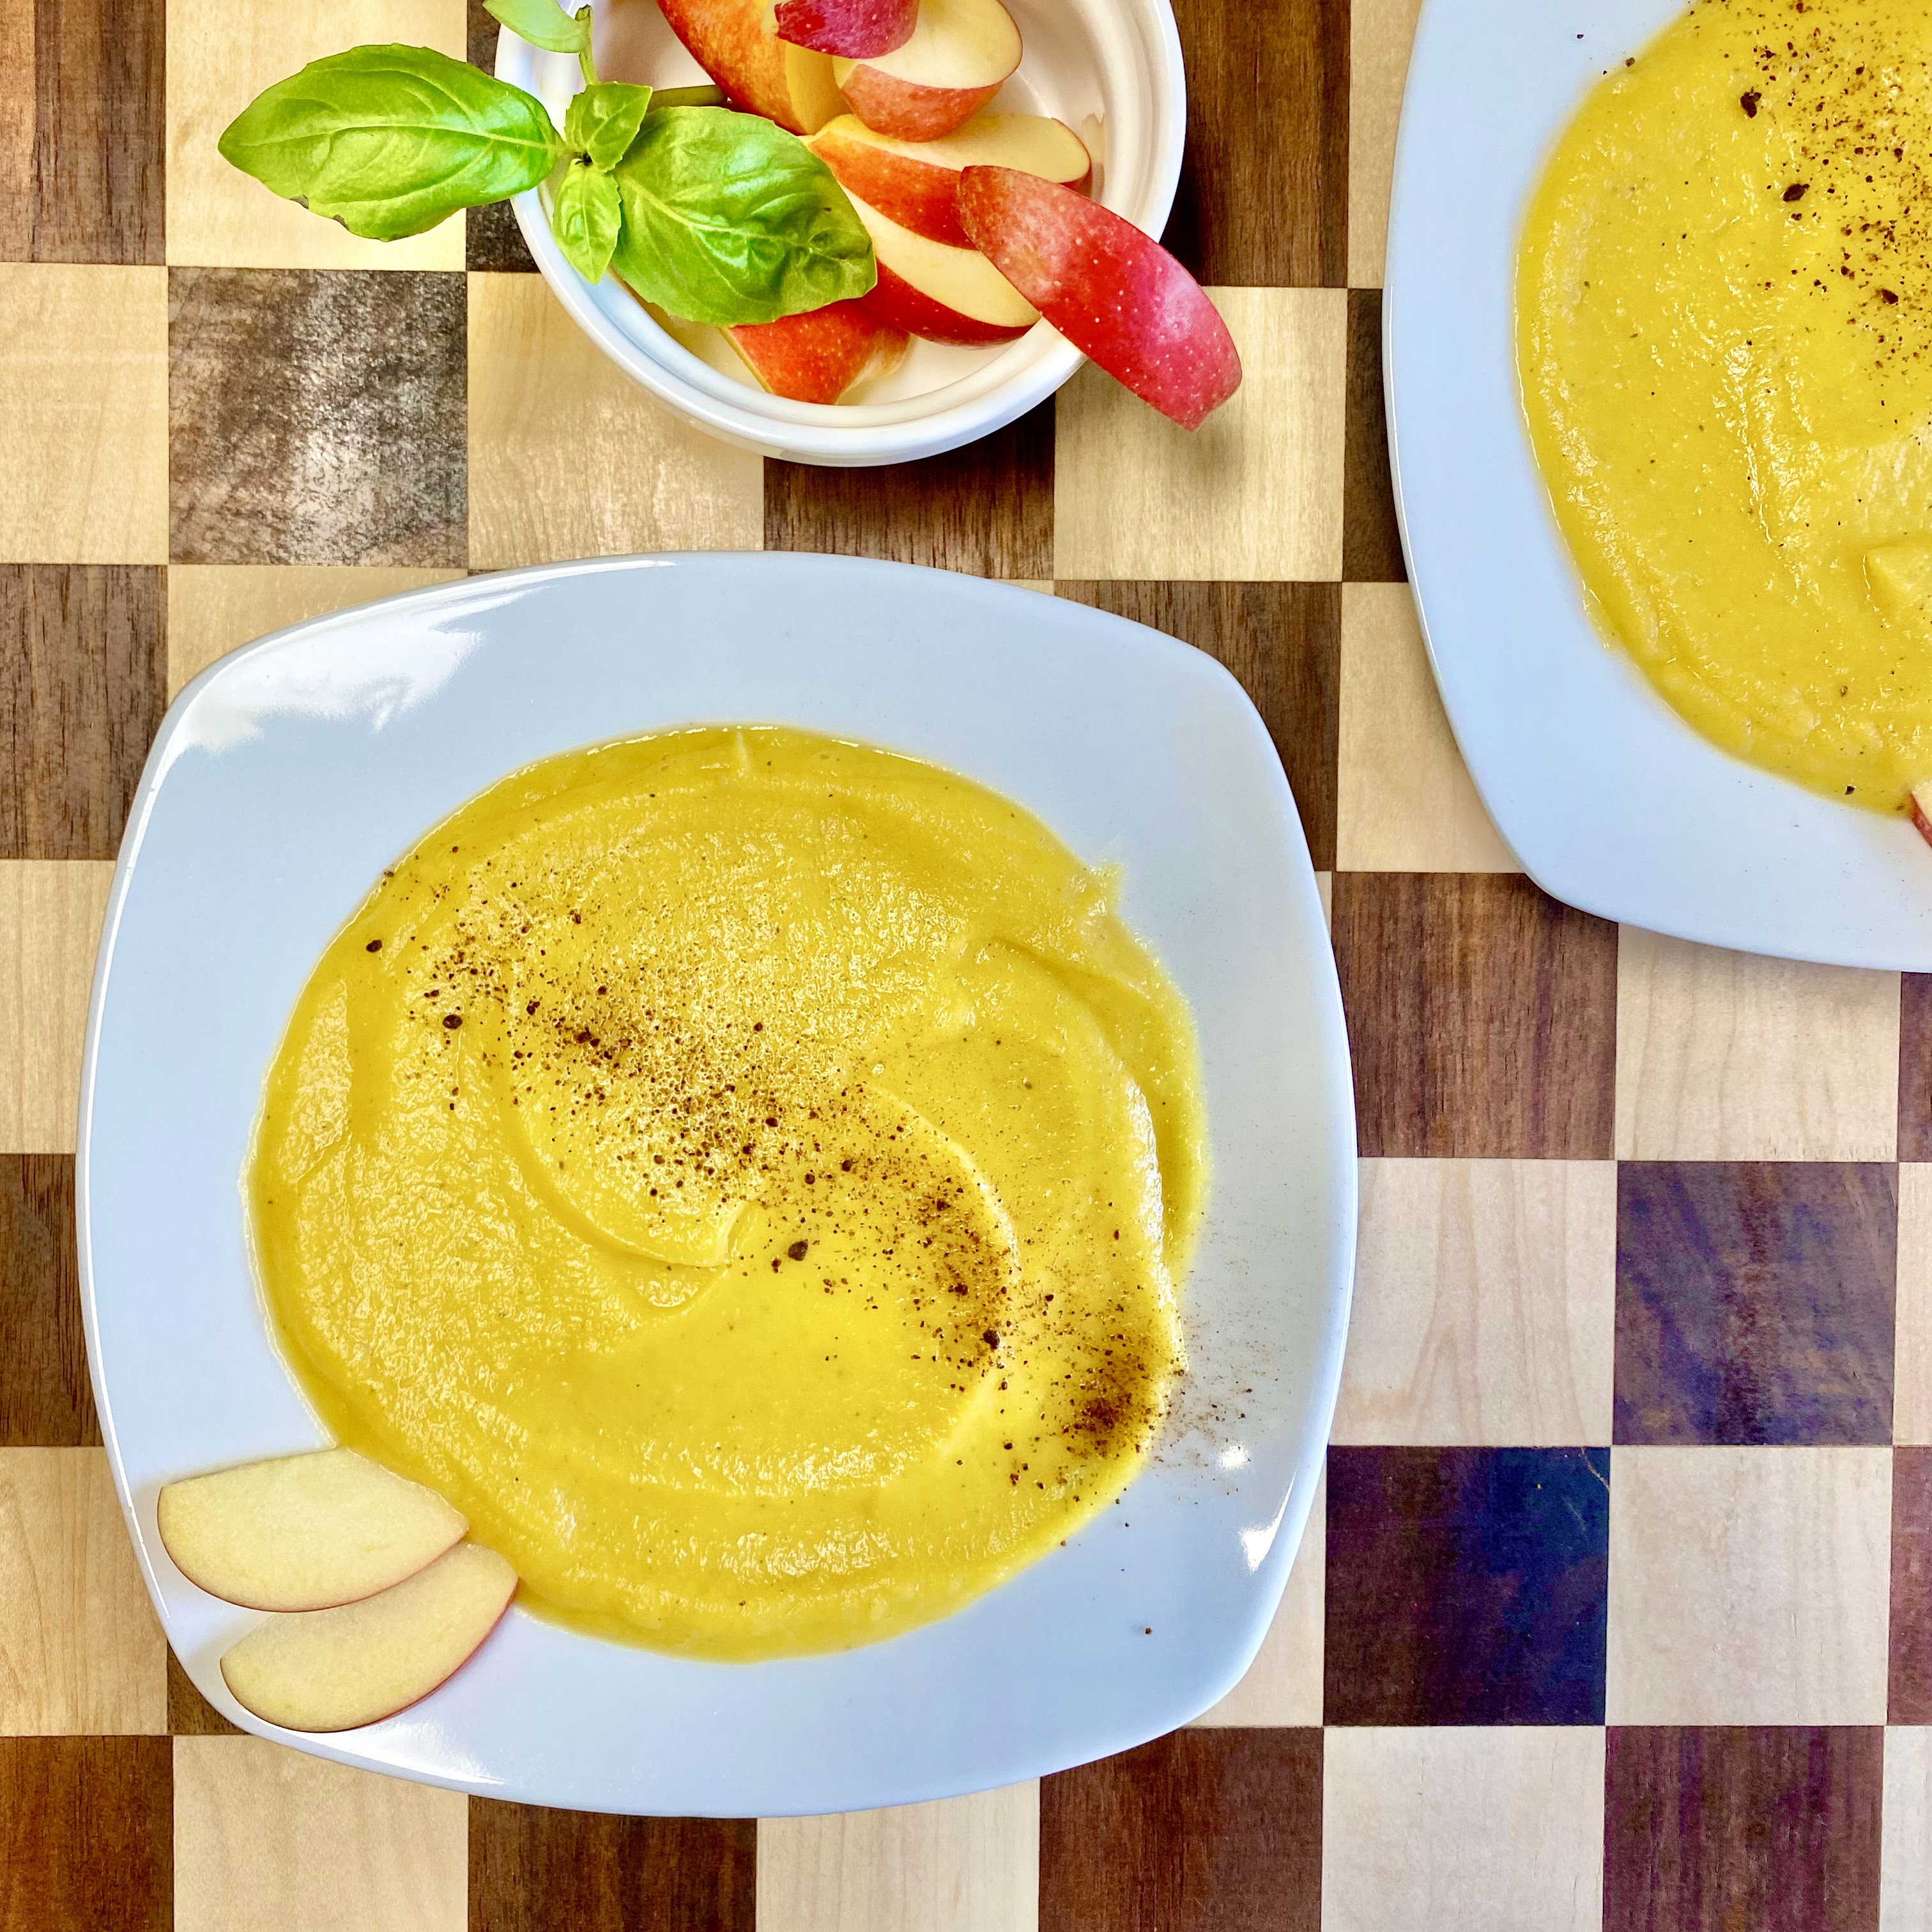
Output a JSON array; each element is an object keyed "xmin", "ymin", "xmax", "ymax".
[
  {"xmin": 157, "ymin": 1446, "xmax": 467, "ymax": 1612},
  {"xmin": 221, "ymin": 1543, "xmax": 519, "ymax": 1733}
]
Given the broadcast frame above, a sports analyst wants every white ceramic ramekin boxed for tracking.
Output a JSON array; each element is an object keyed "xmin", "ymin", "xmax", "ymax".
[{"xmin": 495, "ymin": 0, "xmax": 1185, "ymax": 465}]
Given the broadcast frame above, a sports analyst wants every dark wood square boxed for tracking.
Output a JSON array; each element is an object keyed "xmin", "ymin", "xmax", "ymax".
[
  {"xmin": 0, "ymin": 1738, "xmax": 171, "ymax": 1932},
  {"xmin": 1614, "ymin": 1163, "xmax": 1897, "ymax": 1446},
  {"xmin": 1324, "ymin": 1446, "xmax": 1611, "ymax": 1726},
  {"xmin": 0, "ymin": 1156, "xmax": 97, "ymax": 1448},
  {"xmin": 1891, "ymin": 1447, "xmax": 1932, "ymax": 1722},
  {"xmin": 470, "ymin": 1798, "xmax": 756, "ymax": 1932},
  {"xmin": 1344, "ymin": 289, "xmax": 1406, "ymax": 583},
  {"xmin": 1039, "ymin": 1728, "xmax": 1322, "ymax": 1932},
  {"xmin": 1331, "ymin": 871, "xmax": 1620, "ymax": 1158},
  {"xmin": 1056, "ymin": 581, "xmax": 1339, "ymax": 870},
  {"xmin": 169, "ymin": 267, "xmax": 468, "ymax": 566},
  {"xmin": 1603, "ymin": 1726, "xmax": 1882, "ymax": 1932},
  {"xmin": 763, "ymin": 401, "xmax": 1053, "ymax": 578},
  {"xmin": 1, "ymin": 565, "xmax": 164, "ymax": 861},
  {"xmin": 1160, "ymin": 0, "xmax": 1347, "ymax": 286},
  {"xmin": 0, "ymin": 0, "xmax": 164, "ymax": 264},
  {"xmin": 1899, "ymin": 972, "xmax": 1932, "ymax": 1161}
]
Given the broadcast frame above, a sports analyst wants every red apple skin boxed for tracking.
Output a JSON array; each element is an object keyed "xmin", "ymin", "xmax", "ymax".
[
  {"xmin": 834, "ymin": 65, "xmax": 999, "ymax": 142},
  {"xmin": 956, "ymin": 167, "xmax": 1241, "ymax": 429},
  {"xmin": 774, "ymin": 0, "xmax": 916, "ymax": 57},
  {"xmin": 728, "ymin": 300, "xmax": 910, "ymax": 402},
  {"xmin": 1912, "ymin": 781, "xmax": 1932, "ymax": 847},
  {"xmin": 809, "ymin": 119, "xmax": 1089, "ymax": 249},
  {"xmin": 811, "ymin": 125, "xmax": 974, "ymax": 247},
  {"xmin": 858, "ymin": 259, "xmax": 1031, "ymax": 344}
]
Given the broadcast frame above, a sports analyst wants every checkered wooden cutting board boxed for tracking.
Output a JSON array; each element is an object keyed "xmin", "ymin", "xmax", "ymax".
[{"xmin": 5, "ymin": 0, "xmax": 1931, "ymax": 1923}]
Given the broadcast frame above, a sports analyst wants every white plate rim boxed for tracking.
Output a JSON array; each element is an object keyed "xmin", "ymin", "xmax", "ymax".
[
  {"xmin": 77, "ymin": 553, "xmax": 1355, "ymax": 1815},
  {"xmin": 1385, "ymin": 0, "xmax": 1932, "ymax": 971}
]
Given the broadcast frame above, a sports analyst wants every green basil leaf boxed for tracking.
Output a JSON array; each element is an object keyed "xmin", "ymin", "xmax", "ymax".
[
  {"xmin": 218, "ymin": 46, "xmax": 565, "ymax": 241},
  {"xmin": 608, "ymin": 107, "xmax": 875, "ymax": 326},
  {"xmin": 551, "ymin": 160, "xmax": 622, "ymax": 282},
  {"xmin": 564, "ymin": 82, "xmax": 653, "ymax": 171},
  {"xmin": 483, "ymin": 0, "xmax": 590, "ymax": 54}
]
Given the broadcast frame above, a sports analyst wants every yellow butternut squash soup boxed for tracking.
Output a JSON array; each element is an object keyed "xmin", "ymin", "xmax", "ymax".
[
  {"xmin": 249, "ymin": 727, "xmax": 1206, "ymax": 1659},
  {"xmin": 1518, "ymin": 0, "xmax": 1932, "ymax": 811}
]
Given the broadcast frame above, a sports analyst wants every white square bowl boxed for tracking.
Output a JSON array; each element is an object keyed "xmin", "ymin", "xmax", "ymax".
[
  {"xmin": 1387, "ymin": 0, "xmax": 1932, "ymax": 969},
  {"xmin": 80, "ymin": 555, "xmax": 1354, "ymax": 1816}
]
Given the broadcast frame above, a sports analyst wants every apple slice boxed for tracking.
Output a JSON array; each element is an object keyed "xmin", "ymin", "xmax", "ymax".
[
  {"xmin": 728, "ymin": 299, "xmax": 910, "ymax": 401},
  {"xmin": 846, "ymin": 191, "xmax": 1035, "ymax": 343},
  {"xmin": 1911, "ymin": 780, "xmax": 1932, "ymax": 847},
  {"xmin": 656, "ymin": 0, "xmax": 844, "ymax": 132},
  {"xmin": 220, "ymin": 1542, "xmax": 518, "ymax": 1733},
  {"xmin": 806, "ymin": 112, "xmax": 1088, "ymax": 249},
  {"xmin": 772, "ymin": 0, "xmax": 916, "ymax": 59},
  {"xmin": 157, "ymin": 1448, "xmax": 467, "ymax": 1613},
  {"xmin": 957, "ymin": 167, "xmax": 1241, "ymax": 429},
  {"xmin": 831, "ymin": 0, "xmax": 1021, "ymax": 142}
]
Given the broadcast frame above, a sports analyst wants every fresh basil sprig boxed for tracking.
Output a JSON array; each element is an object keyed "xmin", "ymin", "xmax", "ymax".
[
  {"xmin": 218, "ymin": 46, "xmax": 873, "ymax": 325},
  {"xmin": 564, "ymin": 81, "xmax": 654, "ymax": 169},
  {"xmin": 552, "ymin": 162, "xmax": 624, "ymax": 283},
  {"xmin": 217, "ymin": 47, "xmax": 565, "ymax": 241},
  {"xmin": 611, "ymin": 107, "xmax": 875, "ymax": 326}
]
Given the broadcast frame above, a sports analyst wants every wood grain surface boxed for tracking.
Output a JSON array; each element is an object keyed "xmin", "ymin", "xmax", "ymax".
[
  {"xmin": 0, "ymin": 1158, "xmax": 95, "ymax": 1449},
  {"xmin": 1, "ymin": 565, "xmax": 164, "ymax": 859},
  {"xmin": 0, "ymin": 1736, "xmax": 172, "ymax": 1932},
  {"xmin": 765, "ymin": 406, "xmax": 1053, "ymax": 578},
  {"xmin": 1040, "ymin": 1729, "xmax": 1322, "ymax": 1932},
  {"xmin": 469, "ymin": 1801, "xmax": 757, "ymax": 1932},
  {"xmin": 3, "ymin": 0, "xmax": 165, "ymax": 266},
  {"xmin": 6, "ymin": 0, "xmax": 1932, "ymax": 1919},
  {"xmin": 1333, "ymin": 873, "xmax": 1620, "ymax": 1160}
]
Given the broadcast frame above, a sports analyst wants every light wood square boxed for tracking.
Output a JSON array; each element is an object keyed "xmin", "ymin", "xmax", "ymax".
[
  {"xmin": 1898, "ymin": 1166, "xmax": 1932, "ymax": 1443},
  {"xmin": 174, "ymin": 1735, "xmax": 467, "ymax": 1932},
  {"xmin": 0, "ymin": 1449, "xmax": 165, "ymax": 1735},
  {"xmin": 1321, "ymin": 1727, "xmax": 1606, "ymax": 1932},
  {"xmin": 758, "ymin": 1781, "xmax": 1038, "ymax": 1932},
  {"xmin": 1053, "ymin": 288, "xmax": 1346, "ymax": 581},
  {"xmin": 1335, "ymin": 1160, "xmax": 1615, "ymax": 1446},
  {"xmin": 1606, "ymin": 1446, "xmax": 1890, "ymax": 1724},
  {"xmin": 1346, "ymin": 0, "xmax": 1424, "ymax": 286},
  {"xmin": 1614, "ymin": 928, "xmax": 1900, "ymax": 1160},
  {"xmin": 165, "ymin": 0, "xmax": 468, "ymax": 270},
  {"xmin": 1335, "ymin": 583, "xmax": 1517, "ymax": 872},
  {"xmin": 468, "ymin": 273, "xmax": 764, "ymax": 568},
  {"xmin": 1883, "ymin": 1728, "xmax": 1932, "ymax": 1932},
  {"xmin": 167, "ymin": 565, "xmax": 467, "ymax": 696},
  {"xmin": 0, "ymin": 862, "xmax": 116, "ymax": 1155},
  {"xmin": 0, "ymin": 266, "xmax": 167, "ymax": 565},
  {"xmin": 1192, "ymin": 1463, "xmax": 1323, "ymax": 1726}
]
